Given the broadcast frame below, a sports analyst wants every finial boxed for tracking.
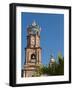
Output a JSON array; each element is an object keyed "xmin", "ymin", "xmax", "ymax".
[
  {"xmin": 50, "ymin": 54, "xmax": 55, "ymax": 63},
  {"xmin": 50, "ymin": 54, "xmax": 53, "ymax": 58},
  {"xmin": 32, "ymin": 20, "xmax": 36, "ymax": 26}
]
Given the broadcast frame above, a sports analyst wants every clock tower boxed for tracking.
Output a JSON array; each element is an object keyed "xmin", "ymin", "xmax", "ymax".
[{"xmin": 23, "ymin": 21, "xmax": 42, "ymax": 77}]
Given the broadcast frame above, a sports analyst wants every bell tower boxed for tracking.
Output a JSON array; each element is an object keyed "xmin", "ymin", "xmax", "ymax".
[{"xmin": 23, "ymin": 21, "xmax": 42, "ymax": 77}]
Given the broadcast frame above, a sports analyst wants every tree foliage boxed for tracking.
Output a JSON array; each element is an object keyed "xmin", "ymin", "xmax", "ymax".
[{"xmin": 32, "ymin": 53, "xmax": 64, "ymax": 77}]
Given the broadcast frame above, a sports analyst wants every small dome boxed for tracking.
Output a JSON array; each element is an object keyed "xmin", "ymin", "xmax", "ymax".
[
  {"xmin": 50, "ymin": 58, "xmax": 55, "ymax": 63},
  {"xmin": 50, "ymin": 55, "xmax": 55, "ymax": 63}
]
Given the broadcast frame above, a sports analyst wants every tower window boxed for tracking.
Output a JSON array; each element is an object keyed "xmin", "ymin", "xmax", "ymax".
[{"xmin": 31, "ymin": 54, "xmax": 36, "ymax": 59}]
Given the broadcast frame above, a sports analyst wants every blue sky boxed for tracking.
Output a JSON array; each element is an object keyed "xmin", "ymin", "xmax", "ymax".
[{"xmin": 21, "ymin": 12, "xmax": 64, "ymax": 68}]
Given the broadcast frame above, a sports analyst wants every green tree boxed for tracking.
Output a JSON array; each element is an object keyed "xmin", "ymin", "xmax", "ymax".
[
  {"xmin": 48, "ymin": 62, "xmax": 58, "ymax": 75},
  {"xmin": 57, "ymin": 53, "xmax": 64, "ymax": 75},
  {"xmin": 47, "ymin": 53, "xmax": 64, "ymax": 75},
  {"xmin": 32, "ymin": 52, "xmax": 64, "ymax": 77}
]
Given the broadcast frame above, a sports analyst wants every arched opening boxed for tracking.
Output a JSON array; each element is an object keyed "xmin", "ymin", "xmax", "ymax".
[{"xmin": 31, "ymin": 53, "xmax": 36, "ymax": 59}]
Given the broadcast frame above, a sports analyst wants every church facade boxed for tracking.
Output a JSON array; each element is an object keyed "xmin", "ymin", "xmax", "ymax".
[{"xmin": 22, "ymin": 21, "xmax": 42, "ymax": 77}]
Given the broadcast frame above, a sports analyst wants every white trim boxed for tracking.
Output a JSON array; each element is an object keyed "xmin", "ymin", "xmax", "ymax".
[{"xmin": 16, "ymin": 6, "xmax": 69, "ymax": 84}]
